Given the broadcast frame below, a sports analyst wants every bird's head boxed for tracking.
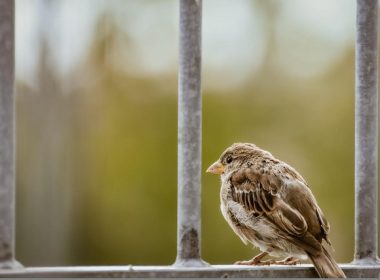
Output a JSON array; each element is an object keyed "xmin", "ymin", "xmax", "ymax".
[{"xmin": 206, "ymin": 143, "xmax": 269, "ymax": 176}]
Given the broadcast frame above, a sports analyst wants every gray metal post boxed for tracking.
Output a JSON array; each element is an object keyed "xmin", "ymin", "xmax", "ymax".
[
  {"xmin": 0, "ymin": 0, "xmax": 20, "ymax": 269},
  {"xmin": 354, "ymin": 0, "xmax": 379, "ymax": 265},
  {"xmin": 175, "ymin": 0, "xmax": 207, "ymax": 267}
]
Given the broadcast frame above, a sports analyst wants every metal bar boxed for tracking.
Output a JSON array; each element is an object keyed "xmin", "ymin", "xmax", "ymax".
[
  {"xmin": 0, "ymin": 265, "xmax": 380, "ymax": 278},
  {"xmin": 175, "ymin": 0, "xmax": 206, "ymax": 267},
  {"xmin": 354, "ymin": 0, "xmax": 379, "ymax": 264},
  {"xmin": 0, "ymin": 0, "xmax": 20, "ymax": 270}
]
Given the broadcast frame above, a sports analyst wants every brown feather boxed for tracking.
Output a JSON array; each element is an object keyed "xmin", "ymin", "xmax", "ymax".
[
  {"xmin": 308, "ymin": 246, "xmax": 346, "ymax": 278},
  {"xmin": 213, "ymin": 143, "xmax": 345, "ymax": 278}
]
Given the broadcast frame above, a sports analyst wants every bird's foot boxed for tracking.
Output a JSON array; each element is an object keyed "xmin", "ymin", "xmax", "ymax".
[
  {"xmin": 234, "ymin": 252, "xmax": 271, "ymax": 266},
  {"xmin": 234, "ymin": 259, "xmax": 272, "ymax": 266},
  {"xmin": 270, "ymin": 257, "xmax": 300, "ymax": 265}
]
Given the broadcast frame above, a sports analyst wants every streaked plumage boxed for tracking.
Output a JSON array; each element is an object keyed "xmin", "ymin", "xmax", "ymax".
[{"xmin": 207, "ymin": 143, "xmax": 345, "ymax": 278}]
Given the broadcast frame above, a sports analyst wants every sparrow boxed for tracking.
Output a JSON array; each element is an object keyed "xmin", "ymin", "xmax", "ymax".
[{"xmin": 206, "ymin": 143, "xmax": 345, "ymax": 278}]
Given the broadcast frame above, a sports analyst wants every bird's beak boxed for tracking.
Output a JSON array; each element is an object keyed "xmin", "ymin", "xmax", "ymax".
[{"xmin": 206, "ymin": 161, "xmax": 225, "ymax": 175}]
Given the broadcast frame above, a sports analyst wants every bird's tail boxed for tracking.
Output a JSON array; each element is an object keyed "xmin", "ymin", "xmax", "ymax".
[{"xmin": 308, "ymin": 246, "xmax": 346, "ymax": 278}]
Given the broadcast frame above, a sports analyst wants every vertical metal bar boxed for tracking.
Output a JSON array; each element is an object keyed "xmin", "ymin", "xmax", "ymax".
[
  {"xmin": 0, "ymin": 0, "xmax": 20, "ymax": 269},
  {"xmin": 175, "ymin": 0, "xmax": 206, "ymax": 267},
  {"xmin": 354, "ymin": 0, "xmax": 379, "ymax": 264}
]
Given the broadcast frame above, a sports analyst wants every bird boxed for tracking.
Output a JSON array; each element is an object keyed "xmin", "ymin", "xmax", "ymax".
[{"xmin": 206, "ymin": 143, "xmax": 346, "ymax": 278}]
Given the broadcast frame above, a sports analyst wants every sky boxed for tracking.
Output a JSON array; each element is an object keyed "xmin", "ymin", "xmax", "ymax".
[{"xmin": 15, "ymin": 0, "xmax": 356, "ymax": 90}]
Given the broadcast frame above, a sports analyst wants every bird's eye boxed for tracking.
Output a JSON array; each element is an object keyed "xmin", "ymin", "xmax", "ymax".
[{"xmin": 226, "ymin": 156, "xmax": 233, "ymax": 164}]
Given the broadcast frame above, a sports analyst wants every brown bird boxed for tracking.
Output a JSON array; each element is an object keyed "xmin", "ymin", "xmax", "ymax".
[{"xmin": 206, "ymin": 143, "xmax": 345, "ymax": 278}]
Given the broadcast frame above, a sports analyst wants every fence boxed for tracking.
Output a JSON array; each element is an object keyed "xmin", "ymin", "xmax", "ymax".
[{"xmin": 0, "ymin": 0, "xmax": 379, "ymax": 277}]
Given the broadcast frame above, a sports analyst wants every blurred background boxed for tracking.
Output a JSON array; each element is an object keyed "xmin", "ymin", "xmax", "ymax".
[{"xmin": 15, "ymin": 0, "xmax": 363, "ymax": 266}]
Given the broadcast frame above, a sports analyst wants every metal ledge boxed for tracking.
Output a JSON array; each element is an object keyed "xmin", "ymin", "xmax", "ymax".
[{"xmin": 0, "ymin": 264, "xmax": 379, "ymax": 278}]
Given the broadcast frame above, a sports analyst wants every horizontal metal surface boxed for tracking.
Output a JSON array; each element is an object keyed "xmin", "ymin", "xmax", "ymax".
[{"xmin": 0, "ymin": 264, "xmax": 379, "ymax": 278}]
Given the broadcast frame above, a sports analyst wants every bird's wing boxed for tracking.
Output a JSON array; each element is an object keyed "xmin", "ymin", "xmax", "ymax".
[
  {"xmin": 285, "ymin": 183, "xmax": 331, "ymax": 244},
  {"xmin": 230, "ymin": 167, "xmax": 309, "ymax": 237},
  {"xmin": 230, "ymin": 166, "xmax": 330, "ymax": 254},
  {"xmin": 272, "ymin": 163, "xmax": 330, "ymax": 244}
]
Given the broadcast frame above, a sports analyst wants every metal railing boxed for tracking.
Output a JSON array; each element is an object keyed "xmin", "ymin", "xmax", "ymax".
[
  {"xmin": 0, "ymin": 0, "xmax": 379, "ymax": 277},
  {"xmin": 175, "ymin": 0, "xmax": 205, "ymax": 268},
  {"xmin": 0, "ymin": 0, "xmax": 19, "ymax": 270},
  {"xmin": 354, "ymin": 0, "xmax": 378, "ymax": 265}
]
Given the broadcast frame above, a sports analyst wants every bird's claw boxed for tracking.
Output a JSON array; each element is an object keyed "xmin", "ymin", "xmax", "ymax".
[
  {"xmin": 270, "ymin": 257, "xmax": 300, "ymax": 265},
  {"xmin": 235, "ymin": 256, "xmax": 300, "ymax": 266},
  {"xmin": 234, "ymin": 259, "xmax": 272, "ymax": 266},
  {"xmin": 234, "ymin": 251, "xmax": 270, "ymax": 266}
]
